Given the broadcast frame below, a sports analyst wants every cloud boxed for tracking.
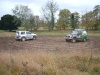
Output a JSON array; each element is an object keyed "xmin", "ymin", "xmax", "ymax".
[
  {"xmin": 57, "ymin": 0, "xmax": 99, "ymax": 11},
  {"xmin": 0, "ymin": 0, "xmax": 47, "ymax": 18},
  {"xmin": 0, "ymin": 1, "xmax": 14, "ymax": 18},
  {"xmin": 0, "ymin": 0, "xmax": 100, "ymax": 19}
]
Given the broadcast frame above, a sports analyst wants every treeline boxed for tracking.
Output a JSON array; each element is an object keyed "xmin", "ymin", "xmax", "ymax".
[
  {"xmin": 81, "ymin": 5, "xmax": 100, "ymax": 30},
  {"xmin": 0, "ymin": 0, "xmax": 100, "ymax": 31}
]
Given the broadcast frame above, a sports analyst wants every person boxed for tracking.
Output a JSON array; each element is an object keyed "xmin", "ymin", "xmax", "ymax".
[{"xmin": 82, "ymin": 30, "xmax": 87, "ymax": 35}]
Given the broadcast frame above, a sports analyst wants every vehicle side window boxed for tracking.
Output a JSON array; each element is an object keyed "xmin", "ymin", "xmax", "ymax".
[
  {"xmin": 21, "ymin": 32, "xmax": 25, "ymax": 35},
  {"xmin": 79, "ymin": 31, "xmax": 82, "ymax": 35},
  {"xmin": 77, "ymin": 31, "xmax": 82, "ymax": 35},
  {"xmin": 26, "ymin": 32, "xmax": 31, "ymax": 34}
]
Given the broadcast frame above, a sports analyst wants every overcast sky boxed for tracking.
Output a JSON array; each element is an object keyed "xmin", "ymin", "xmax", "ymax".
[{"xmin": 0, "ymin": 0, "xmax": 100, "ymax": 19}]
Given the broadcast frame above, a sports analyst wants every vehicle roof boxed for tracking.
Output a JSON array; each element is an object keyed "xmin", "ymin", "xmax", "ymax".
[
  {"xmin": 74, "ymin": 29, "xmax": 85, "ymax": 31},
  {"xmin": 16, "ymin": 31, "xmax": 29, "ymax": 32}
]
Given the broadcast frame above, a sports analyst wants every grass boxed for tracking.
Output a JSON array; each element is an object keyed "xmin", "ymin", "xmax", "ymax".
[
  {"xmin": 0, "ymin": 50, "xmax": 100, "ymax": 75},
  {"xmin": 34, "ymin": 30, "xmax": 71, "ymax": 36},
  {"xmin": 0, "ymin": 31, "xmax": 15, "ymax": 37},
  {"xmin": 87, "ymin": 30, "xmax": 100, "ymax": 36},
  {"xmin": 0, "ymin": 30, "xmax": 70, "ymax": 37},
  {"xmin": 0, "ymin": 30, "xmax": 100, "ymax": 37}
]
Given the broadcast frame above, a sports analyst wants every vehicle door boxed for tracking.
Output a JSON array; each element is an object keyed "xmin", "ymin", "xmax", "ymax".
[
  {"xmin": 77, "ymin": 31, "xmax": 82, "ymax": 39},
  {"xmin": 26, "ymin": 31, "xmax": 33, "ymax": 39},
  {"xmin": 21, "ymin": 31, "xmax": 25, "ymax": 38}
]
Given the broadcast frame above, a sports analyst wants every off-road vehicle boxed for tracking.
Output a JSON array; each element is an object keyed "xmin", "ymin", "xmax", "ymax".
[
  {"xmin": 15, "ymin": 31, "xmax": 37, "ymax": 41},
  {"xmin": 64, "ymin": 29, "xmax": 88, "ymax": 43}
]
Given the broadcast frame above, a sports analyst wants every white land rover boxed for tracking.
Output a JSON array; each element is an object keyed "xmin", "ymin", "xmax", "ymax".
[{"xmin": 15, "ymin": 31, "xmax": 37, "ymax": 41}]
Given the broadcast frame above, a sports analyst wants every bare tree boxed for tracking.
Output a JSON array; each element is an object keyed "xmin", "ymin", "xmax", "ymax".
[
  {"xmin": 12, "ymin": 5, "xmax": 33, "ymax": 30},
  {"xmin": 42, "ymin": 0, "xmax": 59, "ymax": 31}
]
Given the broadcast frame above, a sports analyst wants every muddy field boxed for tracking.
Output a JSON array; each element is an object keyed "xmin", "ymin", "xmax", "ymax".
[{"xmin": 0, "ymin": 35, "xmax": 100, "ymax": 52}]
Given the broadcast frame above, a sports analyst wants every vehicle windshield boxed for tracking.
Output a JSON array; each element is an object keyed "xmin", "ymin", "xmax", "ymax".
[
  {"xmin": 71, "ymin": 30, "xmax": 78, "ymax": 35},
  {"xmin": 16, "ymin": 31, "xmax": 19, "ymax": 35},
  {"xmin": 26, "ymin": 31, "xmax": 31, "ymax": 34}
]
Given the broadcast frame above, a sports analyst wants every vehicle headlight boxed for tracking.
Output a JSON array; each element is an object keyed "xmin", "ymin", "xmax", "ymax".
[{"xmin": 70, "ymin": 35, "xmax": 73, "ymax": 38}]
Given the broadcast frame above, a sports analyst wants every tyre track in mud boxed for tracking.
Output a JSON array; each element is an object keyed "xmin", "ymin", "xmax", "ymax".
[{"xmin": 0, "ymin": 36, "xmax": 100, "ymax": 52}]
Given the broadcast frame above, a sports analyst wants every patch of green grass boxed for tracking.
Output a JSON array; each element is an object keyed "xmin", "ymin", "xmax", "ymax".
[
  {"xmin": 0, "ymin": 63, "xmax": 11, "ymax": 75},
  {"xmin": 90, "ymin": 66, "xmax": 100, "ymax": 75},
  {"xmin": 34, "ymin": 30, "xmax": 70, "ymax": 36},
  {"xmin": 0, "ymin": 31, "xmax": 15, "ymax": 37},
  {"xmin": 88, "ymin": 31, "xmax": 100, "ymax": 36},
  {"xmin": 0, "ymin": 30, "xmax": 100, "ymax": 37},
  {"xmin": 45, "ymin": 67, "xmax": 56, "ymax": 75},
  {"xmin": 0, "ymin": 30, "xmax": 5, "ymax": 32}
]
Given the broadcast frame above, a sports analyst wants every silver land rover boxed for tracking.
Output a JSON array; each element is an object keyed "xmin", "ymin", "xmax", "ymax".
[{"xmin": 15, "ymin": 31, "xmax": 37, "ymax": 41}]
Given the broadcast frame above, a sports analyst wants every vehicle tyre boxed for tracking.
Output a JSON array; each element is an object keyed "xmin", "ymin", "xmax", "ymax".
[
  {"xmin": 83, "ymin": 38, "xmax": 86, "ymax": 42},
  {"xmin": 33, "ymin": 36, "xmax": 37, "ymax": 40},
  {"xmin": 66, "ymin": 39, "xmax": 68, "ymax": 42},
  {"xmin": 21, "ymin": 37, "xmax": 26, "ymax": 41},
  {"xmin": 72, "ymin": 39, "xmax": 76, "ymax": 43},
  {"xmin": 16, "ymin": 39, "xmax": 18, "ymax": 41}
]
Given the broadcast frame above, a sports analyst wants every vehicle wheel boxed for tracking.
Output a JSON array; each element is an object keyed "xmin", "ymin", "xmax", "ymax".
[
  {"xmin": 33, "ymin": 36, "xmax": 37, "ymax": 40},
  {"xmin": 16, "ymin": 39, "xmax": 18, "ymax": 41},
  {"xmin": 66, "ymin": 39, "xmax": 68, "ymax": 42},
  {"xmin": 72, "ymin": 39, "xmax": 76, "ymax": 43},
  {"xmin": 83, "ymin": 38, "xmax": 86, "ymax": 42},
  {"xmin": 21, "ymin": 37, "xmax": 26, "ymax": 41}
]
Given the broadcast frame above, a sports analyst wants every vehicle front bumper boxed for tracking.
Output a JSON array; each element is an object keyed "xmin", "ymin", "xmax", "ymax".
[
  {"xmin": 64, "ymin": 37, "xmax": 73, "ymax": 40},
  {"xmin": 15, "ymin": 36, "xmax": 22, "ymax": 40}
]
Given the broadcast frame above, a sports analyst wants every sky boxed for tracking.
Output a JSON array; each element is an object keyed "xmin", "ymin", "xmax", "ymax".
[{"xmin": 0, "ymin": 0, "xmax": 100, "ymax": 19}]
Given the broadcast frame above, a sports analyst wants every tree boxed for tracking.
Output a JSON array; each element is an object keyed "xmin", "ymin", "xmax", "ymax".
[
  {"xmin": 29, "ymin": 14, "xmax": 35, "ymax": 31},
  {"xmin": 93, "ymin": 5, "xmax": 100, "ymax": 18},
  {"xmin": 0, "ymin": 14, "xmax": 21, "ymax": 31},
  {"xmin": 73, "ymin": 12, "xmax": 80, "ymax": 28},
  {"xmin": 93, "ymin": 5, "xmax": 100, "ymax": 30},
  {"xmin": 42, "ymin": 0, "xmax": 59, "ymax": 31},
  {"xmin": 57, "ymin": 9, "xmax": 71, "ymax": 30},
  {"xmin": 70, "ymin": 12, "xmax": 80, "ymax": 29},
  {"xmin": 34, "ymin": 16, "xmax": 40, "ymax": 30},
  {"xmin": 70, "ymin": 13, "xmax": 75, "ymax": 29},
  {"xmin": 39, "ymin": 19, "xmax": 48, "ymax": 30},
  {"xmin": 12, "ymin": 5, "xmax": 33, "ymax": 30},
  {"xmin": 81, "ymin": 11, "xmax": 95, "ymax": 30},
  {"xmin": 79, "ymin": 5, "xmax": 100, "ymax": 30},
  {"xmin": 0, "ymin": 20, "xmax": 2, "ymax": 29}
]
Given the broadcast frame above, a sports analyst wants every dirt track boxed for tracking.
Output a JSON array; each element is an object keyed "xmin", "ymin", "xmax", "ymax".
[{"xmin": 0, "ymin": 35, "xmax": 100, "ymax": 52}]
